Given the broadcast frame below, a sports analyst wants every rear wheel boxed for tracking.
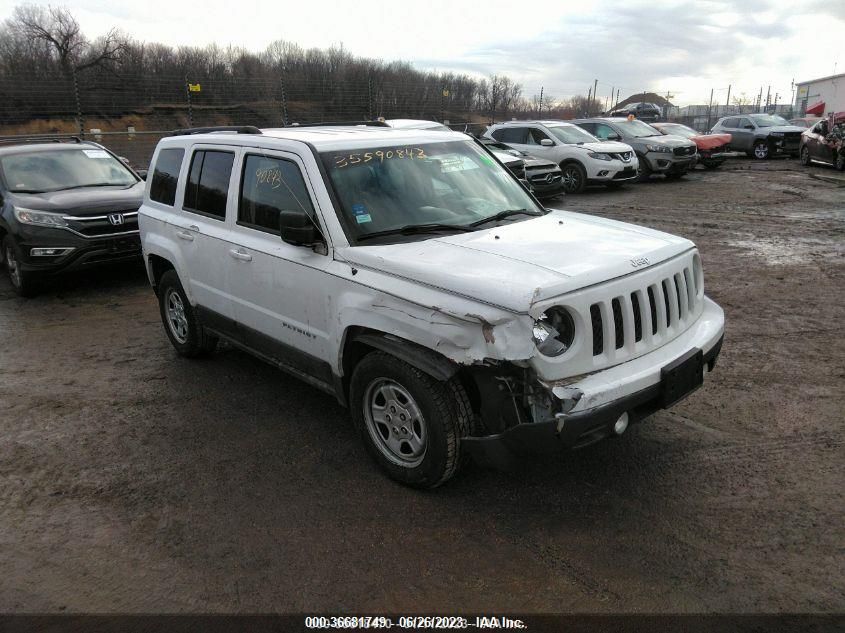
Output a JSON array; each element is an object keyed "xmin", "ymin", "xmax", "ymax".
[
  {"xmin": 157, "ymin": 269, "xmax": 218, "ymax": 357},
  {"xmin": 560, "ymin": 162, "xmax": 587, "ymax": 193},
  {"xmin": 3, "ymin": 236, "xmax": 39, "ymax": 297},
  {"xmin": 350, "ymin": 351, "xmax": 471, "ymax": 488},
  {"xmin": 800, "ymin": 146, "xmax": 811, "ymax": 166},
  {"xmin": 753, "ymin": 140, "xmax": 770, "ymax": 159}
]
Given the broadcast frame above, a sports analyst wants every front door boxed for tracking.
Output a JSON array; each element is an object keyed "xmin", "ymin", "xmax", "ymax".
[{"xmin": 224, "ymin": 149, "xmax": 336, "ymax": 385}]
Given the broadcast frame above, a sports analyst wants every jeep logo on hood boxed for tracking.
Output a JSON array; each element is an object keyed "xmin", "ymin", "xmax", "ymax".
[{"xmin": 630, "ymin": 256, "xmax": 650, "ymax": 268}]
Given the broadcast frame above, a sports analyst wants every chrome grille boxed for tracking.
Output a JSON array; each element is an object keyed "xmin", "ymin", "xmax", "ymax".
[
  {"xmin": 63, "ymin": 211, "xmax": 139, "ymax": 238},
  {"xmin": 673, "ymin": 146, "xmax": 696, "ymax": 156}
]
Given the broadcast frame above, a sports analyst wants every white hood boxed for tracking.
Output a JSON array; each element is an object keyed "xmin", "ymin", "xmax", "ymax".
[
  {"xmin": 580, "ymin": 141, "xmax": 633, "ymax": 153},
  {"xmin": 340, "ymin": 210, "xmax": 694, "ymax": 314}
]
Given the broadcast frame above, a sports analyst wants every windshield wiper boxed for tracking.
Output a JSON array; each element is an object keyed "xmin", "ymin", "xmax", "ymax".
[
  {"xmin": 11, "ymin": 189, "xmax": 47, "ymax": 194},
  {"xmin": 469, "ymin": 208, "xmax": 543, "ymax": 228},
  {"xmin": 357, "ymin": 222, "xmax": 476, "ymax": 242},
  {"xmin": 60, "ymin": 182, "xmax": 129, "ymax": 191}
]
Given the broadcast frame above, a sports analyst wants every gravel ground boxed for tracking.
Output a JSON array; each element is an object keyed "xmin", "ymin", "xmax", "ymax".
[{"xmin": 0, "ymin": 158, "xmax": 843, "ymax": 614}]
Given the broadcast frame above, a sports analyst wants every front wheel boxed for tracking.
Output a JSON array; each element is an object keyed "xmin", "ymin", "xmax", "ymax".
[
  {"xmin": 753, "ymin": 140, "xmax": 770, "ymax": 160},
  {"xmin": 350, "ymin": 351, "xmax": 471, "ymax": 488},
  {"xmin": 3, "ymin": 236, "xmax": 39, "ymax": 297},
  {"xmin": 560, "ymin": 162, "xmax": 587, "ymax": 194},
  {"xmin": 157, "ymin": 269, "xmax": 218, "ymax": 357},
  {"xmin": 800, "ymin": 146, "xmax": 811, "ymax": 166},
  {"xmin": 636, "ymin": 156, "xmax": 652, "ymax": 182}
]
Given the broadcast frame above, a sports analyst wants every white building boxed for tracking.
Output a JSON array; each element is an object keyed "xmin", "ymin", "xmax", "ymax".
[{"xmin": 794, "ymin": 73, "xmax": 844, "ymax": 116}]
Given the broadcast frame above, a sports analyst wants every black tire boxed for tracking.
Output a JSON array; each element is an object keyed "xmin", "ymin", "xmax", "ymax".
[
  {"xmin": 349, "ymin": 351, "xmax": 471, "ymax": 488},
  {"xmin": 752, "ymin": 140, "xmax": 770, "ymax": 160},
  {"xmin": 836, "ymin": 152, "xmax": 845, "ymax": 172},
  {"xmin": 637, "ymin": 155, "xmax": 652, "ymax": 182},
  {"xmin": 3, "ymin": 235, "xmax": 39, "ymax": 297},
  {"xmin": 157, "ymin": 269, "xmax": 218, "ymax": 357},
  {"xmin": 800, "ymin": 146, "xmax": 811, "ymax": 166},
  {"xmin": 664, "ymin": 171, "xmax": 685, "ymax": 180},
  {"xmin": 560, "ymin": 162, "xmax": 587, "ymax": 194}
]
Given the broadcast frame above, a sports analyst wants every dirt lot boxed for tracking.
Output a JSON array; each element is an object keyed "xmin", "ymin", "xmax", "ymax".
[{"xmin": 0, "ymin": 158, "xmax": 843, "ymax": 615}]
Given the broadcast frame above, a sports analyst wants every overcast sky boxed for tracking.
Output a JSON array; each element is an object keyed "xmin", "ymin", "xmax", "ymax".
[{"xmin": 2, "ymin": 0, "xmax": 842, "ymax": 106}]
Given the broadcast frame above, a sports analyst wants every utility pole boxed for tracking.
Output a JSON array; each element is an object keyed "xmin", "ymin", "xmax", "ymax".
[
  {"xmin": 615, "ymin": 88, "xmax": 620, "ymax": 108},
  {"xmin": 593, "ymin": 79, "xmax": 598, "ymax": 114},
  {"xmin": 706, "ymin": 88, "xmax": 714, "ymax": 132},
  {"xmin": 538, "ymin": 86, "xmax": 544, "ymax": 118},
  {"xmin": 765, "ymin": 85, "xmax": 771, "ymax": 110},
  {"xmin": 587, "ymin": 86, "xmax": 592, "ymax": 115},
  {"xmin": 185, "ymin": 74, "xmax": 193, "ymax": 128},
  {"xmin": 725, "ymin": 84, "xmax": 731, "ymax": 114}
]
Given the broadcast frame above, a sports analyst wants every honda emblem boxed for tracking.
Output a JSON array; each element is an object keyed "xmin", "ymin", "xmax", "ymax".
[{"xmin": 108, "ymin": 213, "xmax": 125, "ymax": 226}]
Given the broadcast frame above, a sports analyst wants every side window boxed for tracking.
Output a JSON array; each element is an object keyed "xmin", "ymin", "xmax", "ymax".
[
  {"xmin": 593, "ymin": 123, "xmax": 615, "ymax": 140},
  {"xmin": 738, "ymin": 118, "xmax": 753, "ymax": 129},
  {"xmin": 494, "ymin": 127, "xmax": 528, "ymax": 144},
  {"xmin": 238, "ymin": 154, "xmax": 315, "ymax": 234},
  {"xmin": 149, "ymin": 148, "xmax": 184, "ymax": 206},
  {"xmin": 528, "ymin": 128, "xmax": 551, "ymax": 144},
  {"xmin": 577, "ymin": 122, "xmax": 596, "ymax": 134},
  {"xmin": 183, "ymin": 150, "xmax": 235, "ymax": 220},
  {"xmin": 721, "ymin": 118, "xmax": 738, "ymax": 128}
]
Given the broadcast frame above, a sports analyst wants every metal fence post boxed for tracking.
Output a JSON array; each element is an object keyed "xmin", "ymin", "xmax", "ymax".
[
  {"xmin": 71, "ymin": 67, "xmax": 84, "ymax": 138},
  {"xmin": 279, "ymin": 72, "xmax": 289, "ymax": 127},
  {"xmin": 185, "ymin": 75, "xmax": 193, "ymax": 127}
]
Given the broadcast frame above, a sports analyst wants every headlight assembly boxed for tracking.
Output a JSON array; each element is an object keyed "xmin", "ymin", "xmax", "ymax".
[
  {"xmin": 14, "ymin": 208, "xmax": 68, "ymax": 228},
  {"xmin": 587, "ymin": 152, "xmax": 612, "ymax": 161},
  {"xmin": 645, "ymin": 144, "xmax": 672, "ymax": 153},
  {"xmin": 532, "ymin": 307, "xmax": 576, "ymax": 357}
]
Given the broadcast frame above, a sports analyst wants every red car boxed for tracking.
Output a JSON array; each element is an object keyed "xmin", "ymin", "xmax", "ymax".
[{"xmin": 652, "ymin": 122, "xmax": 732, "ymax": 169}]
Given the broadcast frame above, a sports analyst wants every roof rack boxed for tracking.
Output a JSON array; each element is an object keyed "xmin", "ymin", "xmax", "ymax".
[
  {"xmin": 286, "ymin": 121, "xmax": 390, "ymax": 128},
  {"xmin": 0, "ymin": 134, "xmax": 84, "ymax": 146},
  {"xmin": 171, "ymin": 126, "xmax": 263, "ymax": 136}
]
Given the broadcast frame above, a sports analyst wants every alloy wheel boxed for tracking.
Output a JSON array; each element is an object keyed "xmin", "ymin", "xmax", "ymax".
[
  {"xmin": 165, "ymin": 288, "xmax": 189, "ymax": 344},
  {"xmin": 363, "ymin": 378, "xmax": 427, "ymax": 467},
  {"xmin": 5, "ymin": 245, "xmax": 21, "ymax": 289},
  {"xmin": 562, "ymin": 166, "xmax": 582, "ymax": 192},
  {"xmin": 754, "ymin": 142, "xmax": 769, "ymax": 159}
]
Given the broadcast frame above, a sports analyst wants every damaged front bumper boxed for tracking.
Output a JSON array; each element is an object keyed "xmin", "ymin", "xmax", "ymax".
[{"xmin": 463, "ymin": 297, "xmax": 725, "ymax": 469}]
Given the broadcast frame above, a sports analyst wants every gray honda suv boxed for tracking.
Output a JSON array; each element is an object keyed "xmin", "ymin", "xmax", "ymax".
[{"xmin": 572, "ymin": 117, "xmax": 697, "ymax": 181}]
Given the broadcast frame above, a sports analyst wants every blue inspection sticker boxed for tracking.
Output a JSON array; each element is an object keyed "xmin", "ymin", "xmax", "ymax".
[{"xmin": 352, "ymin": 203, "xmax": 372, "ymax": 224}]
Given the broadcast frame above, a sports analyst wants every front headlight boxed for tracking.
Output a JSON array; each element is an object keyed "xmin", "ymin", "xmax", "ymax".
[
  {"xmin": 14, "ymin": 208, "xmax": 68, "ymax": 228},
  {"xmin": 587, "ymin": 151, "xmax": 612, "ymax": 161},
  {"xmin": 645, "ymin": 144, "xmax": 672, "ymax": 153},
  {"xmin": 532, "ymin": 307, "xmax": 576, "ymax": 357}
]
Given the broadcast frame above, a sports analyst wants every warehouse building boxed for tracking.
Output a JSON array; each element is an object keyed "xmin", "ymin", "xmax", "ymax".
[{"xmin": 794, "ymin": 72, "xmax": 844, "ymax": 116}]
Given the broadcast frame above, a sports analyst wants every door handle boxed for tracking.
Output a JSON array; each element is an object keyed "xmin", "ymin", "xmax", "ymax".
[
  {"xmin": 175, "ymin": 230, "xmax": 194, "ymax": 241},
  {"xmin": 229, "ymin": 248, "xmax": 252, "ymax": 262}
]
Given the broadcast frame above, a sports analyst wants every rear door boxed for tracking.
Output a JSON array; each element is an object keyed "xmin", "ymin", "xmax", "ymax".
[
  {"xmin": 732, "ymin": 118, "xmax": 755, "ymax": 151},
  {"xmin": 172, "ymin": 145, "xmax": 239, "ymax": 318}
]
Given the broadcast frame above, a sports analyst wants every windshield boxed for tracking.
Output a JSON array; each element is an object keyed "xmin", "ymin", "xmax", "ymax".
[
  {"xmin": 750, "ymin": 114, "xmax": 789, "ymax": 128},
  {"xmin": 320, "ymin": 140, "xmax": 543, "ymax": 242},
  {"xmin": 657, "ymin": 124, "xmax": 697, "ymax": 138},
  {"xmin": 613, "ymin": 119, "xmax": 662, "ymax": 138},
  {"xmin": 0, "ymin": 147, "xmax": 137, "ymax": 193},
  {"xmin": 547, "ymin": 125, "xmax": 598, "ymax": 144}
]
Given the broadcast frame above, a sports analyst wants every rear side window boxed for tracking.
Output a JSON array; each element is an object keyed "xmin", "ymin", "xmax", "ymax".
[
  {"xmin": 492, "ymin": 127, "xmax": 528, "ymax": 144},
  {"xmin": 238, "ymin": 155, "xmax": 315, "ymax": 234},
  {"xmin": 183, "ymin": 150, "xmax": 234, "ymax": 219},
  {"xmin": 149, "ymin": 148, "xmax": 184, "ymax": 205},
  {"xmin": 721, "ymin": 118, "xmax": 739, "ymax": 128}
]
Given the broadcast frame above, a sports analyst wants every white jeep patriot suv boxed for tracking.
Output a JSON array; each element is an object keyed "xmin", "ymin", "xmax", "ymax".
[{"xmin": 139, "ymin": 123, "xmax": 724, "ymax": 488}]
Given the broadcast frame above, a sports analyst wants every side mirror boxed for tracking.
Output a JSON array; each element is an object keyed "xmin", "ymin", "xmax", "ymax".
[
  {"xmin": 280, "ymin": 209, "xmax": 321, "ymax": 246},
  {"xmin": 607, "ymin": 134, "xmax": 621, "ymax": 141},
  {"xmin": 744, "ymin": 124, "xmax": 754, "ymax": 130},
  {"xmin": 136, "ymin": 169, "xmax": 148, "ymax": 181},
  {"xmin": 540, "ymin": 138, "xmax": 554, "ymax": 146}
]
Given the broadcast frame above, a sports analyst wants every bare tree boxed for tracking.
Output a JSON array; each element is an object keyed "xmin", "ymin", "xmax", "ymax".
[{"xmin": 8, "ymin": 4, "xmax": 127, "ymax": 74}]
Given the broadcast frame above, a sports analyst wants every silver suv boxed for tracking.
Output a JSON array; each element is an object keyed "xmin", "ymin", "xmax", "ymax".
[
  {"xmin": 485, "ymin": 120, "xmax": 638, "ymax": 193},
  {"xmin": 711, "ymin": 113, "xmax": 803, "ymax": 159}
]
